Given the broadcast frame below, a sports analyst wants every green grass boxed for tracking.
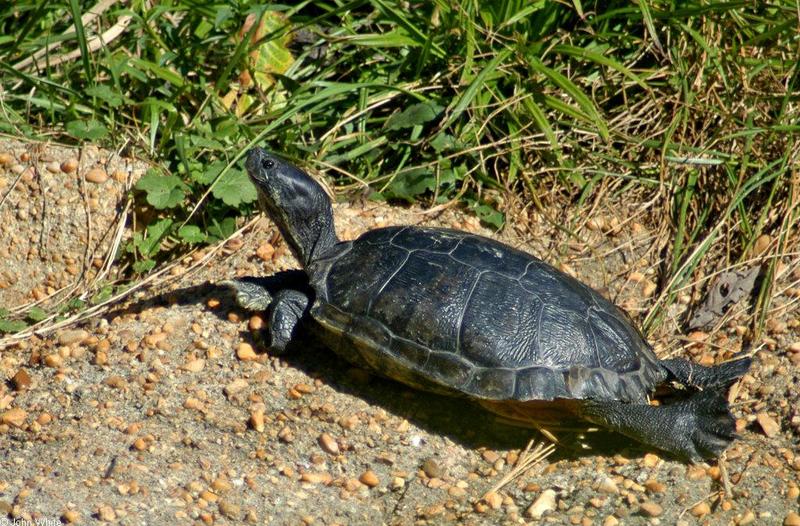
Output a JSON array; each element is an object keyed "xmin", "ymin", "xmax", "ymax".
[{"xmin": 1, "ymin": 0, "xmax": 798, "ymax": 335}]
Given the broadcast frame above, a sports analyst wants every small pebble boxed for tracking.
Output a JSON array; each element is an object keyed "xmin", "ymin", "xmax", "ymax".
[
  {"xmin": 484, "ymin": 492, "xmax": 503, "ymax": 510},
  {"xmin": 1, "ymin": 408, "xmax": 27, "ymax": 427},
  {"xmin": 598, "ymin": 477, "xmax": 619, "ymax": 494},
  {"xmin": 60, "ymin": 158, "xmax": 79, "ymax": 173},
  {"xmin": 0, "ymin": 152, "xmax": 13, "ymax": 165},
  {"xmin": 738, "ymin": 510, "xmax": 756, "ymax": 525},
  {"xmin": 62, "ymin": 510, "xmax": 80, "ymax": 523},
  {"xmin": 256, "ymin": 243, "xmax": 275, "ymax": 262},
  {"xmin": 359, "ymin": 470, "xmax": 379, "ymax": 488},
  {"xmin": 250, "ymin": 409, "xmax": 265, "ymax": 432},
  {"xmin": 482, "ymin": 450, "xmax": 500, "ymax": 463},
  {"xmin": 756, "ymin": 413, "xmax": 780, "ymax": 437},
  {"xmin": 237, "ymin": 342, "xmax": 258, "ymax": 361},
  {"xmin": 58, "ymin": 329, "xmax": 89, "ymax": 345},
  {"xmin": 85, "ymin": 167, "xmax": 109, "ymax": 183},
  {"xmin": 181, "ymin": 358, "xmax": 205, "ymax": 372},
  {"xmin": 224, "ymin": 379, "xmax": 248, "ymax": 397},
  {"xmin": 11, "ymin": 369, "xmax": 31, "ymax": 391},
  {"xmin": 690, "ymin": 502, "xmax": 711, "ymax": 517},
  {"xmin": 249, "ymin": 315, "xmax": 264, "ymax": 332},
  {"xmin": 218, "ymin": 500, "xmax": 241, "ymax": 520},
  {"xmin": 96, "ymin": 505, "xmax": 116, "ymax": 521},
  {"xmin": 300, "ymin": 472, "xmax": 332, "ymax": 485},
  {"xmin": 640, "ymin": 501, "xmax": 663, "ymax": 517},
  {"xmin": 526, "ymin": 489, "xmax": 556, "ymax": 519},
  {"xmin": 318, "ymin": 433, "xmax": 339, "ymax": 455},
  {"xmin": 785, "ymin": 512, "xmax": 800, "ymax": 526},
  {"xmin": 644, "ymin": 480, "xmax": 666, "ymax": 493},
  {"xmin": 642, "ymin": 453, "xmax": 660, "ymax": 467},
  {"xmin": 422, "ymin": 458, "xmax": 443, "ymax": 478},
  {"xmin": 603, "ymin": 516, "xmax": 619, "ymax": 526},
  {"xmin": 211, "ymin": 477, "xmax": 232, "ymax": 493},
  {"xmin": 44, "ymin": 354, "xmax": 63, "ymax": 368}
]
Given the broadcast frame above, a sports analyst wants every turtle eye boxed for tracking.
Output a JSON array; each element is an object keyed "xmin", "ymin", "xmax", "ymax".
[{"xmin": 262, "ymin": 158, "xmax": 275, "ymax": 170}]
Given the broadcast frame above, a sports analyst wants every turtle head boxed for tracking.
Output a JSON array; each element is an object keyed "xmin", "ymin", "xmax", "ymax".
[{"xmin": 246, "ymin": 147, "xmax": 338, "ymax": 266}]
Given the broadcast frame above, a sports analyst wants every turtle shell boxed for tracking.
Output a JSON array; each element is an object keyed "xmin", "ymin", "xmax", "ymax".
[{"xmin": 307, "ymin": 226, "xmax": 666, "ymax": 403}]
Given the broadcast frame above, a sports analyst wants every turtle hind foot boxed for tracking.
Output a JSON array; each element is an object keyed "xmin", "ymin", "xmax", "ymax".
[{"xmin": 579, "ymin": 389, "xmax": 736, "ymax": 462}]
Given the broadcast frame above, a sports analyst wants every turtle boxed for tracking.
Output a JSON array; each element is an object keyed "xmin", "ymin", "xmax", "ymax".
[{"xmin": 223, "ymin": 147, "xmax": 751, "ymax": 461}]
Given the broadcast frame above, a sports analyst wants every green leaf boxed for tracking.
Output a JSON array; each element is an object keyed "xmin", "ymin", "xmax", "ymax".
[
  {"xmin": 178, "ymin": 225, "xmax": 206, "ymax": 244},
  {"xmin": 430, "ymin": 133, "xmax": 456, "ymax": 153},
  {"xmin": 0, "ymin": 318, "xmax": 27, "ymax": 333},
  {"xmin": 212, "ymin": 168, "xmax": 257, "ymax": 207},
  {"xmin": 135, "ymin": 170, "xmax": 186, "ymax": 209},
  {"xmin": 136, "ymin": 218, "xmax": 174, "ymax": 258},
  {"xmin": 193, "ymin": 160, "xmax": 225, "ymax": 185},
  {"xmin": 468, "ymin": 200, "xmax": 505, "ymax": 229},
  {"xmin": 132, "ymin": 259, "xmax": 156, "ymax": 274},
  {"xmin": 26, "ymin": 306, "xmax": 48, "ymax": 322},
  {"xmin": 385, "ymin": 102, "xmax": 444, "ymax": 131},
  {"xmin": 91, "ymin": 285, "xmax": 115, "ymax": 305},
  {"xmin": 207, "ymin": 217, "xmax": 237, "ymax": 241},
  {"xmin": 385, "ymin": 168, "xmax": 436, "ymax": 202},
  {"xmin": 66, "ymin": 119, "xmax": 108, "ymax": 140},
  {"xmin": 85, "ymin": 84, "xmax": 123, "ymax": 107}
]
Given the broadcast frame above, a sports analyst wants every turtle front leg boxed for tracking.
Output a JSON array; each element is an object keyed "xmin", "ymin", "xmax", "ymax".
[
  {"xmin": 221, "ymin": 278, "xmax": 276, "ymax": 311},
  {"xmin": 578, "ymin": 390, "xmax": 736, "ymax": 461},
  {"xmin": 221, "ymin": 279, "xmax": 311, "ymax": 355},
  {"xmin": 267, "ymin": 289, "xmax": 311, "ymax": 354}
]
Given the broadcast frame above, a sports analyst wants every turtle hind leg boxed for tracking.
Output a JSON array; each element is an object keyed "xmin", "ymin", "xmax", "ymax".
[
  {"xmin": 661, "ymin": 355, "xmax": 751, "ymax": 389},
  {"xmin": 578, "ymin": 390, "xmax": 736, "ymax": 461}
]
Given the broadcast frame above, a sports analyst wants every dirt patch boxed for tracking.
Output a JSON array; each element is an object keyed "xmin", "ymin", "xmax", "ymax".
[
  {"xmin": 0, "ymin": 137, "xmax": 147, "ymax": 326},
  {"xmin": 0, "ymin": 140, "xmax": 798, "ymax": 525}
]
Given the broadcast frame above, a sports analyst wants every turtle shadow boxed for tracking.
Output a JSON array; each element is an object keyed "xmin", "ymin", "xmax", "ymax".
[
  {"xmin": 105, "ymin": 276, "xmax": 663, "ymax": 461},
  {"xmin": 275, "ymin": 336, "xmax": 650, "ymax": 460},
  {"xmin": 101, "ymin": 270, "xmax": 309, "ymax": 321}
]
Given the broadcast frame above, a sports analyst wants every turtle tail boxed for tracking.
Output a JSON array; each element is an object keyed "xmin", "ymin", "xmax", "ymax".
[{"xmin": 661, "ymin": 354, "xmax": 751, "ymax": 390}]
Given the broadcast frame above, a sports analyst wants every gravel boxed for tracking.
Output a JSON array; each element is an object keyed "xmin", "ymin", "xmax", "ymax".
[{"xmin": 0, "ymin": 138, "xmax": 799, "ymax": 524}]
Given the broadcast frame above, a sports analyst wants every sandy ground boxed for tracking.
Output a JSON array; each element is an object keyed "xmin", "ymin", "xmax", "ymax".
[{"xmin": 0, "ymin": 138, "xmax": 799, "ymax": 525}]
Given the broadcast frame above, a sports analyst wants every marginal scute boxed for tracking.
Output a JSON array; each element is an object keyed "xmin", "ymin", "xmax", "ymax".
[
  {"xmin": 466, "ymin": 368, "xmax": 516, "ymax": 399},
  {"xmin": 424, "ymin": 351, "xmax": 473, "ymax": 388},
  {"xmin": 514, "ymin": 367, "xmax": 568, "ymax": 400},
  {"xmin": 391, "ymin": 337, "xmax": 429, "ymax": 369}
]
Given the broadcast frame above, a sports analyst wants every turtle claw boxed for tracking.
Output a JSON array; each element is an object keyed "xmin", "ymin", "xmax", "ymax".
[
  {"xmin": 662, "ymin": 390, "xmax": 737, "ymax": 462},
  {"xmin": 220, "ymin": 279, "xmax": 274, "ymax": 311}
]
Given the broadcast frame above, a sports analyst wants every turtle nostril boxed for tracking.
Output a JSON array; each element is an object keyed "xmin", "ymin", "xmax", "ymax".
[{"xmin": 262, "ymin": 158, "xmax": 275, "ymax": 170}]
